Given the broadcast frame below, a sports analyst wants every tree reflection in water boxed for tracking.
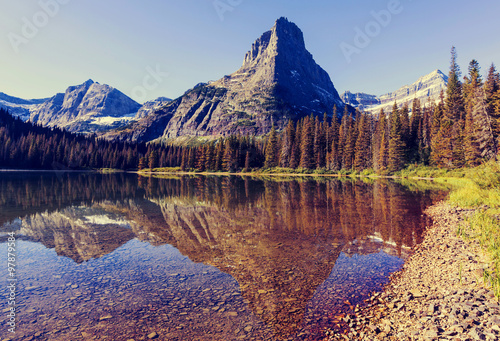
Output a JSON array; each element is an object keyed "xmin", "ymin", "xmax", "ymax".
[{"xmin": 0, "ymin": 173, "xmax": 447, "ymax": 340}]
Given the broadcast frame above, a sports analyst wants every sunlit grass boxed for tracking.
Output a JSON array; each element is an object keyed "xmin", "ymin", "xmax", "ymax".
[{"xmin": 401, "ymin": 161, "xmax": 500, "ymax": 299}]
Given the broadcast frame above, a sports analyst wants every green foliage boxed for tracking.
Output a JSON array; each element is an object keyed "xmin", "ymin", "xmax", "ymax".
[{"xmin": 236, "ymin": 119, "xmax": 256, "ymax": 127}]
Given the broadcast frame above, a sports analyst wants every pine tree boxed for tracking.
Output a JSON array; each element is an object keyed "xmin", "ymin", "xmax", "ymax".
[
  {"xmin": 408, "ymin": 99, "xmax": 422, "ymax": 163},
  {"xmin": 138, "ymin": 157, "xmax": 147, "ymax": 170},
  {"xmin": 204, "ymin": 142, "xmax": 216, "ymax": 171},
  {"xmin": 379, "ymin": 118, "xmax": 389, "ymax": 173},
  {"xmin": 388, "ymin": 102, "xmax": 406, "ymax": 172},
  {"xmin": 196, "ymin": 145, "xmax": 206, "ymax": 171},
  {"xmin": 280, "ymin": 120, "xmax": 295, "ymax": 168},
  {"xmin": 299, "ymin": 116, "xmax": 314, "ymax": 169},
  {"xmin": 466, "ymin": 88, "xmax": 497, "ymax": 164},
  {"xmin": 215, "ymin": 139, "xmax": 224, "ymax": 171},
  {"xmin": 264, "ymin": 125, "xmax": 279, "ymax": 168},
  {"xmin": 327, "ymin": 112, "xmax": 340, "ymax": 171},
  {"xmin": 418, "ymin": 102, "xmax": 432, "ymax": 165},
  {"xmin": 244, "ymin": 151, "xmax": 251, "ymax": 172},
  {"xmin": 485, "ymin": 64, "xmax": 500, "ymax": 145},
  {"xmin": 290, "ymin": 120, "xmax": 301, "ymax": 169},
  {"xmin": 222, "ymin": 137, "xmax": 238, "ymax": 172},
  {"xmin": 339, "ymin": 108, "xmax": 355, "ymax": 170},
  {"xmin": 463, "ymin": 60, "xmax": 483, "ymax": 115},
  {"xmin": 354, "ymin": 113, "xmax": 371, "ymax": 171},
  {"xmin": 313, "ymin": 116, "xmax": 326, "ymax": 168},
  {"xmin": 148, "ymin": 150, "xmax": 158, "ymax": 169},
  {"xmin": 485, "ymin": 63, "xmax": 500, "ymax": 115},
  {"xmin": 445, "ymin": 47, "xmax": 466, "ymax": 167},
  {"xmin": 372, "ymin": 109, "xmax": 384, "ymax": 172}
]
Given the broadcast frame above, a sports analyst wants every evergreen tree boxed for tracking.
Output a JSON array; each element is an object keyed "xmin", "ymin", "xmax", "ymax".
[
  {"xmin": 354, "ymin": 113, "xmax": 371, "ymax": 171},
  {"xmin": 264, "ymin": 125, "xmax": 279, "ymax": 168},
  {"xmin": 327, "ymin": 112, "xmax": 340, "ymax": 171},
  {"xmin": 204, "ymin": 142, "xmax": 216, "ymax": 171},
  {"xmin": 445, "ymin": 47, "xmax": 466, "ymax": 167},
  {"xmin": 485, "ymin": 64, "xmax": 500, "ymax": 145},
  {"xmin": 466, "ymin": 87, "xmax": 497, "ymax": 164},
  {"xmin": 379, "ymin": 116, "xmax": 389, "ymax": 173},
  {"xmin": 372, "ymin": 109, "xmax": 384, "ymax": 172},
  {"xmin": 485, "ymin": 63, "xmax": 500, "ymax": 115},
  {"xmin": 280, "ymin": 120, "xmax": 295, "ymax": 168},
  {"xmin": 408, "ymin": 99, "xmax": 422, "ymax": 163},
  {"xmin": 299, "ymin": 116, "xmax": 314, "ymax": 169},
  {"xmin": 215, "ymin": 139, "xmax": 224, "ymax": 171},
  {"xmin": 388, "ymin": 102, "xmax": 406, "ymax": 172},
  {"xmin": 222, "ymin": 137, "xmax": 238, "ymax": 172},
  {"xmin": 290, "ymin": 120, "xmax": 301, "ymax": 169},
  {"xmin": 148, "ymin": 150, "xmax": 158, "ymax": 169},
  {"xmin": 313, "ymin": 116, "xmax": 326, "ymax": 168},
  {"xmin": 244, "ymin": 151, "xmax": 251, "ymax": 172},
  {"xmin": 463, "ymin": 60, "xmax": 483, "ymax": 116}
]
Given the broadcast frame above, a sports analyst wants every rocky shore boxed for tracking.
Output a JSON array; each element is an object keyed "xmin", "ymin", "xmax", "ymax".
[{"xmin": 327, "ymin": 202, "xmax": 500, "ymax": 341}]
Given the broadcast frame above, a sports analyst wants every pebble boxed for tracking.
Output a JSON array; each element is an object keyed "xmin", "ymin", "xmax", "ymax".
[
  {"xmin": 147, "ymin": 332, "xmax": 158, "ymax": 339},
  {"xmin": 327, "ymin": 202, "xmax": 500, "ymax": 341}
]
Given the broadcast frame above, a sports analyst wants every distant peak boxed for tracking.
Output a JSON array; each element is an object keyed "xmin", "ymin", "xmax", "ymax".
[{"xmin": 83, "ymin": 79, "xmax": 95, "ymax": 86}]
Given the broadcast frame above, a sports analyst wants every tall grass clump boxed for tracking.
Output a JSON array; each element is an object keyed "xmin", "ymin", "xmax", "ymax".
[{"xmin": 446, "ymin": 161, "xmax": 500, "ymax": 299}]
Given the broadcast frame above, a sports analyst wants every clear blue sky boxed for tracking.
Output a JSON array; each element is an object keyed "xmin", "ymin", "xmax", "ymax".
[{"xmin": 1, "ymin": 0, "xmax": 499, "ymax": 103}]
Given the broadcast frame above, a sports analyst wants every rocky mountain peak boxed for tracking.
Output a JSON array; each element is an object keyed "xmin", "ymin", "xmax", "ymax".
[
  {"xmin": 29, "ymin": 80, "xmax": 141, "ymax": 133},
  {"xmin": 107, "ymin": 18, "xmax": 347, "ymax": 143},
  {"xmin": 242, "ymin": 17, "xmax": 305, "ymax": 68}
]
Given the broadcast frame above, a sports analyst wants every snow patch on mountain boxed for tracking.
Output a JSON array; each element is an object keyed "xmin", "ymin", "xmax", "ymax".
[{"xmin": 342, "ymin": 69, "xmax": 448, "ymax": 114}]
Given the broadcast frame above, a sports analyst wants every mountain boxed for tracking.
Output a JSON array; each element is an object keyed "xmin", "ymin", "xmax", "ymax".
[
  {"xmin": 134, "ymin": 96, "xmax": 171, "ymax": 120},
  {"xmin": 0, "ymin": 81, "xmax": 170, "ymax": 134},
  {"xmin": 340, "ymin": 91, "xmax": 379, "ymax": 109},
  {"xmin": 342, "ymin": 69, "xmax": 448, "ymax": 114},
  {"xmin": 29, "ymin": 79, "xmax": 142, "ymax": 134},
  {"xmin": 0, "ymin": 93, "xmax": 48, "ymax": 121},
  {"xmin": 107, "ymin": 17, "xmax": 347, "ymax": 143}
]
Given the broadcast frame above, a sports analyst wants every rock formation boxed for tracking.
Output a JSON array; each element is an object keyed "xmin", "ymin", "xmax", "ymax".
[{"xmin": 108, "ymin": 17, "xmax": 347, "ymax": 143}]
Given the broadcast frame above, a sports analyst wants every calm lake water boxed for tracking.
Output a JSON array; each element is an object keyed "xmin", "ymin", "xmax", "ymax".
[{"xmin": 0, "ymin": 172, "xmax": 446, "ymax": 340}]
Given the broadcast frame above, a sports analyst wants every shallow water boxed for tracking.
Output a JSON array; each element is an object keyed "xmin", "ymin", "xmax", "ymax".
[{"xmin": 0, "ymin": 172, "xmax": 445, "ymax": 340}]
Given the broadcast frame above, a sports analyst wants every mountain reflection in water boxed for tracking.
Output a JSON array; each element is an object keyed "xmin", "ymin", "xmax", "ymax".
[{"xmin": 0, "ymin": 173, "xmax": 446, "ymax": 340}]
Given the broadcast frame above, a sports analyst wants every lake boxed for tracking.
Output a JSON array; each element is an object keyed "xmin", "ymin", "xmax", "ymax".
[{"xmin": 0, "ymin": 172, "xmax": 446, "ymax": 340}]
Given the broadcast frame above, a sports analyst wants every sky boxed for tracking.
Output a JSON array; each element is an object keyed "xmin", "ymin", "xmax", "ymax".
[{"xmin": 1, "ymin": 0, "xmax": 500, "ymax": 103}]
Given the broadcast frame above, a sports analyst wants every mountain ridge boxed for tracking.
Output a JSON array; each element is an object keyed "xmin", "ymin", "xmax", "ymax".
[
  {"xmin": 0, "ymin": 81, "xmax": 172, "ymax": 134},
  {"xmin": 342, "ymin": 69, "xmax": 448, "ymax": 113}
]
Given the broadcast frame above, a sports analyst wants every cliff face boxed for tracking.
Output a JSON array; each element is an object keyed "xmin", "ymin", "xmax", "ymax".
[{"xmin": 109, "ymin": 18, "xmax": 346, "ymax": 143}]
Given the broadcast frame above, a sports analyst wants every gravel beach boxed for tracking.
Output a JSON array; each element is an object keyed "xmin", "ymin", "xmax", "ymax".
[{"xmin": 327, "ymin": 202, "xmax": 500, "ymax": 341}]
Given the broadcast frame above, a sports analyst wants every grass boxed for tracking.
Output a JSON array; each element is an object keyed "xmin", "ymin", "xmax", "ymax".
[
  {"xmin": 396, "ymin": 161, "xmax": 500, "ymax": 298},
  {"xmin": 409, "ymin": 161, "xmax": 500, "ymax": 298}
]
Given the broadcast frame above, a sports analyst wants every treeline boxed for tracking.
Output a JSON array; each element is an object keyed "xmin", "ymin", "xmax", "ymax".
[
  {"xmin": 0, "ymin": 108, "xmax": 183, "ymax": 170},
  {"xmin": 1, "ymin": 48, "xmax": 499, "ymax": 173},
  {"xmin": 172, "ymin": 48, "xmax": 499, "ymax": 173}
]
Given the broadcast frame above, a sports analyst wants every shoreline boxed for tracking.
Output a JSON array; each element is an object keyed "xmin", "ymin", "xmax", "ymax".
[
  {"xmin": 327, "ymin": 201, "xmax": 500, "ymax": 341},
  {"xmin": 135, "ymin": 170, "xmax": 436, "ymax": 181},
  {"xmin": 0, "ymin": 168, "xmax": 437, "ymax": 182}
]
